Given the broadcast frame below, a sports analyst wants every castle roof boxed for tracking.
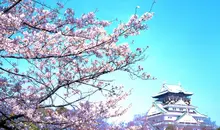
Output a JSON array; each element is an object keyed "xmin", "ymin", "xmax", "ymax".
[
  {"xmin": 152, "ymin": 84, "xmax": 193, "ymax": 98},
  {"xmin": 164, "ymin": 111, "xmax": 207, "ymax": 118},
  {"xmin": 147, "ymin": 101, "xmax": 206, "ymax": 118},
  {"xmin": 176, "ymin": 112, "xmax": 198, "ymax": 124},
  {"xmin": 175, "ymin": 99, "xmax": 187, "ymax": 105},
  {"xmin": 146, "ymin": 82, "xmax": 212, "ymax": 129},
  {"xmin": 163, "ymin": 104, "xmax": 197, "ymax": 109},
  {"xmin": 147, "ymin": 102, "xmax": 167, "ymax": 116}
]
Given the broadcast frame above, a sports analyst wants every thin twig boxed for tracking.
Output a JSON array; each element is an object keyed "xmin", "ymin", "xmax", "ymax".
[{"xmin": 3, "ymin": 0, "xmax": 22, "ymax": 13}]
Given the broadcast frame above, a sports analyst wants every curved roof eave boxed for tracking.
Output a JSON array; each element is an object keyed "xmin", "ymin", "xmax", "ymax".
[
  {"xmin": 152, "ymin": 91, "xmax": 193, "ymax": 98},
  {"xmin": 152, "ymin": 83, "xmax": 193, "ymax": 98}
]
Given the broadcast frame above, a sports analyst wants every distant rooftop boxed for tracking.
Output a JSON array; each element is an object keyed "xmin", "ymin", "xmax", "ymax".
[
  {"xmin": 152, "ymin": 83, "xmax": 193, "ymax": 98},
  {"xmin": 176, "ymin": 112, "xmax": 198, "ymax": 124},
  {"xmin": 146, "ymin": 83, "xmax": 212, "ymax": 129}
]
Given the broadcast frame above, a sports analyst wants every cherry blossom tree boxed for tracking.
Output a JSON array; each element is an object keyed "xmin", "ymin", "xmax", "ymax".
[
  {"xmin": 100, "ymin": 113, "xmax": 155, "ymax": 130},
  {"xmin": 122, "ymin": 113, "xmax": 159, "ymax": 130},
  {"xmin": 0, "ymin": 0, "xmax": 155, "ymax": 129}
]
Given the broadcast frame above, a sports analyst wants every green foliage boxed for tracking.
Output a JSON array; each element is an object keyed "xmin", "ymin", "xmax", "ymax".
[
  {"xmin": 216, "ymin": 127, "xmax": 220, "ymax": 130},
  {"xmin": 56, "ymin": 107, "xmax": 68, "ymax": 114},
  {"xmin": 165, "ymin": 124, "xmax": 176, "ymax": 130},
  {"xmin": 24, "ymin": 122, "xmax": 40, "ymax": 130}
]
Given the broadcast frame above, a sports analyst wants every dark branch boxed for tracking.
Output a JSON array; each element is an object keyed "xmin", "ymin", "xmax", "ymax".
[
  {"xmin": 3, "ymin": 0, "xmax": 22, "ymax": 13},
  {"xmin": 40, "ymin": 89, "xmax": 99, "ymax": 108},
  {"xmin": 149, "ymin": 0, "xmax": 156, "ymax": 12},
  {"xmin": 0, "ymin": 110, "xmax": 23, "ymax": 130}
]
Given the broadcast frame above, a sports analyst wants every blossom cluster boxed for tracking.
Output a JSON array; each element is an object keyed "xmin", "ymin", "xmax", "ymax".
[{"xmin": 0, "ymin": 0, "xmax": 154, "ymax": 129}]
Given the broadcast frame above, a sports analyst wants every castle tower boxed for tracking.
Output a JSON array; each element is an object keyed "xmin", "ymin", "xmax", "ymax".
[{"xmin": 146, "ymin": 83, "xmax": 214, "ymax": 130}]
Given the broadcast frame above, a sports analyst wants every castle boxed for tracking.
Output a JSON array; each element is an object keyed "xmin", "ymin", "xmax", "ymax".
[{"xmin": 146, "ymin": 83, "xmax": 214, "ymax": 130}]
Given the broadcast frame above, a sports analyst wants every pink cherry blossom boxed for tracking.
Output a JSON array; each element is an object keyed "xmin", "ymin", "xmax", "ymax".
[{"xmin": 0, "ymin": 0, "xmax": 155, "ymax": 129}]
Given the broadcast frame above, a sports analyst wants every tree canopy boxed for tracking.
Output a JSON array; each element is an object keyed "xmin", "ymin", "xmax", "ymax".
[{"xmin": 0, "ymin": 0, "xmax": 154, "ymax": 129}]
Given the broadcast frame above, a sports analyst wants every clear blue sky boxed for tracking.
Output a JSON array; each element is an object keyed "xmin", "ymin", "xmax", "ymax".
[{"xmin": 48, "ymin": 0, "xmax": 220, "ymax": 125}]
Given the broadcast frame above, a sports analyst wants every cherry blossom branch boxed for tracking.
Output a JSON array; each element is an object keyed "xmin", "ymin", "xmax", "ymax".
[
  {"xmin": 0, "ymin": 0, "xmax": 155, "ymax": 129},
  {"xmin": 0, "ymin": 110, "xmax": 22, "ymax": 130},
  {"xmin": 40, "ymin": 89, "xmax": 99, "ymax": 108},
  {"xmin": 3, "ymin": 0, "xmax": 22, "ymax": 13},
  {"xmin": 0, "ymin": 66, "xmax": 44, "ymax": 85},
  {"xmin": 149, "ymin": 0, "xmax": 156, "ymax": 12},
  {"xmin": 39, "ymin": 60, "xmax": 131, "ymax": 104}
]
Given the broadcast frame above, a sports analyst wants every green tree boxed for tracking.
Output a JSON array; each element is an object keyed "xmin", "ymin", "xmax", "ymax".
[{"xmin": 165, "ymin": 124, "xmax": 176, "ymax": 130}]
